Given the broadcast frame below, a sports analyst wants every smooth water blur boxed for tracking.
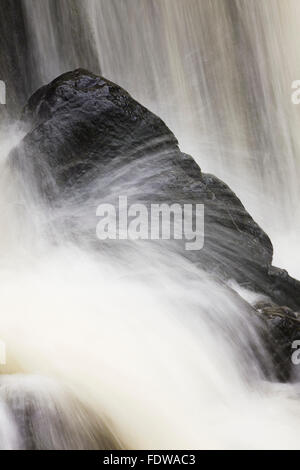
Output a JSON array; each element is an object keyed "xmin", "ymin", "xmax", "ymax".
[{"xmin": 21, "ymin": 0, "xmax": 300, "ymax": 274}]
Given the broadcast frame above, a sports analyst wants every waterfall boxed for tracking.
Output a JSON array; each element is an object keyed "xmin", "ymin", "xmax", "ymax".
[
  {"xmin": 0, "ymin": 0, "xmax": 300, "ymax": 449},
  {"xmin": 18, "ymin": 0, "xmax": 300, "ymax": 277}
]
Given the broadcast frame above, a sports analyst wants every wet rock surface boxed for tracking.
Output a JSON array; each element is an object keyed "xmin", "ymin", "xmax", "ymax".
[{"xmin": 9, "ymin": 68, "xmax": 300, "ymax": 380}]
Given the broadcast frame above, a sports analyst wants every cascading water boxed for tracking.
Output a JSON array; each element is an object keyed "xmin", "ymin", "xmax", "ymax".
[
  {"xmin": 0, "ymin": 0, "xmax": 300, "ymax": 450},
  {"xmin": 1, "ymin": 125, "xmax": 300, "ymax": 449},
  {"xmin": 20, "ymin": 0, "xmax": 300, "ymax": 278}
]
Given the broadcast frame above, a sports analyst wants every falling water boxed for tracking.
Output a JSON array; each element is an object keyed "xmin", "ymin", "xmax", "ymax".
[
  {"xmin": 0, "ymin": 0, "xmax": 300, "ymax": 449},
  {"xmin": 18, "ymin": 0, "xmax": 300, "ymax": 277}
]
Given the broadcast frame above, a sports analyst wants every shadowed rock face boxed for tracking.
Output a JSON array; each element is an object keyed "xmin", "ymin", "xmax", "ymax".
[
  {"xmin": 10, "ymin": 69, "xmax": 300, "ymax": 316},
  {"xmin": 254, "ymin": 302, "xmax": 300, "ymax": 382},
  {"xmin": 0, "ymin": 3, "xmax": 101, "ymax": 122}
]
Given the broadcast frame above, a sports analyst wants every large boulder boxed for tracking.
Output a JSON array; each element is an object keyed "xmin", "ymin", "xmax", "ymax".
[{"xmin": 10, "ymin": 68, "xmax": 300, "ymax": 313}]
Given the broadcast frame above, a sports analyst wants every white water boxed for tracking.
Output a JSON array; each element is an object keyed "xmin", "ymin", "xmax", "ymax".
[
  {"xmin": 0, "ymin": 124, "xmax": 300, "ymax": 449},
  {"xmin": 82, "ymin": 0, "xmax": 300, "ymax": 279},
  {"xmin": 0, "ymin": 0, "xmax": 300, "ymax": 449},
  {"xmin": 21, "ymin": 0, "xmax": 300, "ymax": 277}
]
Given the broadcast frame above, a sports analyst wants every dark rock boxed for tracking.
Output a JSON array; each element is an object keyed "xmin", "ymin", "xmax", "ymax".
[
  {"xmin": 267, "ymin": 266, "xmax": 300, "ymax": 312},
  {"xmin": 254, "ymin": 303, "xmax": 300, "ymax": 381},
  {"xmin": 10, "ymin": 69, "xmax": 300, "ymax": 316},
  {"xmin": 255, "ymin": 302, "xmax": 298, "ymax": 320}
]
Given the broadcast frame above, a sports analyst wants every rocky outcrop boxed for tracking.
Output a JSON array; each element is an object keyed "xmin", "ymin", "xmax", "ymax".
[
  {"xmin": 0, "ymin": 3, "xmax": 101, "ymax": 122},
  {"xmin": 10, "ymin": 69, "xmax": 300, "ymax": 316},
  {"xmin": 254, "ymin": 301, "xmax": 300, "ymax": 381}
]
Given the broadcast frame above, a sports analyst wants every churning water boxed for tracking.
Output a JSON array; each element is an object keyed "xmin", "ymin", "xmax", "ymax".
[{"xmin": 0, "ymin": 0, "xmax": 300, "ymax": 449}]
